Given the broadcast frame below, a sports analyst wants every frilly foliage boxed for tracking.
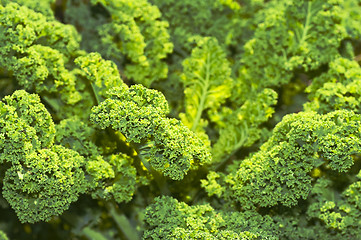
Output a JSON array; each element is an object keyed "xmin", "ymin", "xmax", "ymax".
[
  {"xmin": 91, "ymin": 85, "xmax": 211, "ymax": 180},
  {"xmin": 305, "ymin": 57, "xmax": 361, "ymax": 113},
  {"xmin": 0, "ymin": 2, "xmax": 82, "ymax": 104},
  {"xmin": 211, "ymin": 88, "xmax": 278, "ymax": 164},
  {"xmin": 0, "ymin": 90, "xmax": 56, "ymax": 164},
  {"xmin": 238, "ymin": 0, "xmax": 348, "ymax": 90},
  {"xmin": 0, "ymin": 90, "xmax": 140, "ymax": 223},
  {"xmin": 149, "ymin": 0, "xmax": 243, "ymax": 55},
  {"xmin": 180, "ymin": 37, "xmax": 232, "ymax": 143},
  {"xmin": 306, "ymin": 175, "xmax": 361, "ymax": 238},
  {"xmin": 65, "ymin": 0, "xmax": 173, "ymax": 87},
  {"xmin": 143, "ymin": 196, "xmax": 279, "ymax": 240},
  {"xmin": 1, "ymin": 0, "xmax": 361, "ymax": 239},
  {"xmin": 0, "ymin": 91, "xmax": 86, "ymax": 223},
  {"xmin": 222, "ymin": 110, "xmax": 361, "ymax": 209}
]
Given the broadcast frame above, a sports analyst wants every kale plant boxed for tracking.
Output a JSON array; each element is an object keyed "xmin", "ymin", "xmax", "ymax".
[{"xmin": 1, "ymin": 0, "xmax": 361, "ymax": 239}]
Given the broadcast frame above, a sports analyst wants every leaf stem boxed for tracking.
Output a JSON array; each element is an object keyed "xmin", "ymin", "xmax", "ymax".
[
  {"xmin": 191, "ymin": 52, "xmax": 211, "ymax": 132},
  {"xmin": 298, "ymin": 1, "xmax": 312, "ymax": 47},
  {"xmin": 90, "ymin": 82, "xmax": 100, "ymax": 105},
  {"xmin": 106, "ymin": 202, "xmax": 141, "ymax": 240}
]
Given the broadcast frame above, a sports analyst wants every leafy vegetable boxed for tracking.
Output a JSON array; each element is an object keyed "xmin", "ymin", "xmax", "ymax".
[
  {"xmin": 1, "ymin": 0, "xmax": 361, "ymax": 239},
  {"xmin": 65, "ymin": 0, "xmax": 173, "ymax": 87},
  {"xmin": 90, "ymin": 85, "xmax": 211, "ymax": 180},
  {"xmin": 222, "ymin": 110, "xmax": 361, "ymax": 209}
]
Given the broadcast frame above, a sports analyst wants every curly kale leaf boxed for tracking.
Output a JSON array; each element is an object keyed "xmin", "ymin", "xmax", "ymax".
[
  {"xmin": 65, "ymin": 0, "xmax": 173, "ymax": 87},
  {"xmin": 339, "ymin": 0, "xmax": 361, "ymax": 39},
  {"xmin": 1, "ymin": 0, "xmax": 54, "ymax": 18},
  {"xmin": 91, "ymin": 84, "xmax": 168, "ymax": 143},
  {"xmin": 179, "ymin": 37, "xmax": 277, "ymax": 165},
  {"xmin": 74, "ymin": 52, "xmax": 124, "ymax": 104},
  {"xmin": 180, "ymin": 37, "xmax": 232, "ymax": 143},
  {"xmin": 224, "ymin": 110, "xmax": 361, "ymax": 209},
  {"xmin": 0, "ymin": 90, "xmax": 55, "ymax": 164},
  {"xmin": 2, "ymin": 145, "xmax": 87, "ymax": 223},
  {"xmin": 0, "ymin": 3, "xmax": 82, "ymax": 101},
  {"xmin": 55, "ymin": 117, "xmax": 100, "ymax": 159},
  {"xmin": 307, "ymin": 175, "xmax": 361, "ymax": 238},
  {"xmin": 239, "ymin": 0, "xmax": 348, "ymax": 90},
  {"xmin": 0, "ymin": 90, "xmax": 141, "ymax": 223},
  {"xmin": 149, "ymin": 0, "xmax": 244, "ymax": 56},
  {"xmin": 55, "ymin": 117, "xmax": 139, "ymax": 204},
  {"xmin": 86, "ymin": 153, "xmax": 137, "ymax": 204},
  {"xmin": 143, "ymin": 196, "xmax": 279, "ymax": 239},
  {"xmin": 0, "ymin": 3, "xmax": 126, "ymax": 120},
  {"xmin": 304, "ymin": 57, "xmax": 361, "ymax": 114},
  {"xmin": 0, "ymin": 91, "xmax": 88, "ymax": 223},
  {"xmin": 211, "ymin": 88, "xmax": 277, "ymax": 164},
  {"xmin": 91, "ymin": 85, "xmax": 211, "ymax": 180}
]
